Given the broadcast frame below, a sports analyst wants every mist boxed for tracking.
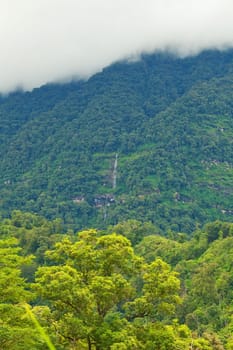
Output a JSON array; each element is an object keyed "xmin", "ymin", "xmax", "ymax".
[{"xmin": 1, "ymin": 0, "xmax": 233, "ymax": 93}]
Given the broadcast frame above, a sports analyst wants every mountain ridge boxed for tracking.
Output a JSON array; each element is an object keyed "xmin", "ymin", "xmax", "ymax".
[{"xmin": 1, "ymin": 49, "xmax": 233, "ymax": 232}]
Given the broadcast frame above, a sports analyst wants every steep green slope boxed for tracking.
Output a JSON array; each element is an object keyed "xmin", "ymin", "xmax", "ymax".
[{"xmin": 0, "ymin": 50, "xmax": 233, "ymax": 231}]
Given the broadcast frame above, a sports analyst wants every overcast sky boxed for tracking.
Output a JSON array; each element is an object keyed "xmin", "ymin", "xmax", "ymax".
[{"xmin": 1, "ymin": 0, "xmax": 233, "ymax": 93}]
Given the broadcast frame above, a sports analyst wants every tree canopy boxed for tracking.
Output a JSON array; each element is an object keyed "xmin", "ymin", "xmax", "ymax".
[{"xmin": 1, "ymin": 212, "xmax": 233, "ymax": 348}]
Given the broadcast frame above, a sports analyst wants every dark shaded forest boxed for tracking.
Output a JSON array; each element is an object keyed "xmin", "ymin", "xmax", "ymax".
[{"xmin": 0, "ymin": 50, "xmax": 233, "ymax": 232}]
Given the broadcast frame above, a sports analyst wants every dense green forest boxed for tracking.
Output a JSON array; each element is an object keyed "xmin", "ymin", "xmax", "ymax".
[
  {"xmin": 0, "ymin": 49, "xmax": 233, "ymax": 231},
  {"xmin": 1, "ymin": 211, "xmax": 233, "ymax": 349},
  {"xmin": 1, "ymin": 51, "xmax": 233, "ymax": 348}
]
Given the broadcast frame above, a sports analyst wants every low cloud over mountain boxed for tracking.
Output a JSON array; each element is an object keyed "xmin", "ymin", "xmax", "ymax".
[{"xmin": 1, "ymin": 0, "xmax": 233, "ymax": 93}]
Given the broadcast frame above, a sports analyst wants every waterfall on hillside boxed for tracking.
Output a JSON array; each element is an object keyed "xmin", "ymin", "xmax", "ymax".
[{"xmin": 112, "ymin": 153, "xmax": 118, "ymax": 189}]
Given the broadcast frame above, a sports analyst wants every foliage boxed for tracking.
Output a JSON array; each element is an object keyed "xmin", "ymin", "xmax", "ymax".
[
  {"xmin": 1, "ymin": 213, "xmax": 233, "ymax": 348},
  {"xmin": 0, "ymin": 50, "xmax": 233, "ymax": 231},
  {"xmin": 0, "ymin": 237, "xmax": 45, "ymax": 349},
  {"xmin": 34, "ymin": 230, "xmax": 183, "ymax": 349}
]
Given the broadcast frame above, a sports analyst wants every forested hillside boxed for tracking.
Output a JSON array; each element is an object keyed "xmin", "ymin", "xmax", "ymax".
[
  {"xmin": 1, "ymin": 49, "xmax": 233, "ymax": 232},
  {"xmin": 1, "ymin": 211, "xmax": 233, "ymax": 349}
]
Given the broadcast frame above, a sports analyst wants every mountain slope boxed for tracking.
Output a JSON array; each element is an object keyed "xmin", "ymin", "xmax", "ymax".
[{"xmin": 1, "ymin": 49, "xmax": 233, "ymax": 231}]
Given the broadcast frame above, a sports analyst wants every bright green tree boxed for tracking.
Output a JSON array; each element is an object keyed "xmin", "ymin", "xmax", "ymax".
[
  {"xmin": 0, "ymin": 238, "xmax": 43, "ymax": 349},
  {"xmin": 34, "ymin": 230, "xmax": 140, "ymax": 349},
  {"xmin": 34, "ymin": 229, "xmax": 208, "ymax": 349}
]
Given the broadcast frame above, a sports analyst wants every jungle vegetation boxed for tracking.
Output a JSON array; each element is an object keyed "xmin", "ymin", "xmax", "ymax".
[
  {"xmin": 0, "ymin": 50, "xmax": 233, "ymax": 232},
  {"xmin": 0, "ymin": 211, "xmax": 233, "ymax": 349}
]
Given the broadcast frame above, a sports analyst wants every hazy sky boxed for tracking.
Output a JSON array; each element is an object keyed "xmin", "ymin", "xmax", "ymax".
[{"xmin": 1, "ymin": 0, "xmax": 233, "ymax": 93}]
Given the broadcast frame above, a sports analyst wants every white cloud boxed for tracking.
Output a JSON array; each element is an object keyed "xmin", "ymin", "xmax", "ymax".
[{"xmin": 0, "ymin": 0, "xmax": 233, "ymax": 93}]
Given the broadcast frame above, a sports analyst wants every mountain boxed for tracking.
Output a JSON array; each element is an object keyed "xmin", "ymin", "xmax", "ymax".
[{"xmin": 1, "ymin": 49, "xmax": 233, "ymax": 232}]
